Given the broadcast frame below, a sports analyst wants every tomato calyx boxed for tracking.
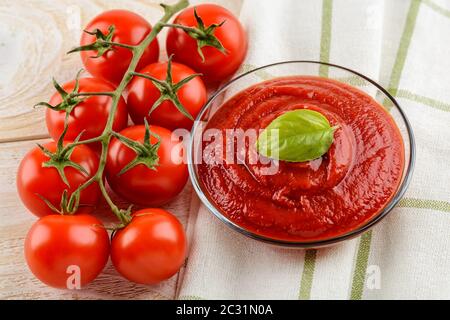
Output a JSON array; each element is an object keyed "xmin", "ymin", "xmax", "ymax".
[
  {"xmin": 108, "ymin": 206, "xmax": 134, "ymax": 234},
  {"xmin": 36, "ymin": 189, "xmax": 82, "ymax": 215},
  {"xmin": 131, "ymin": 55, "xmax": 201, "ymax": 120},
  {"xmin": 35, "ymin": 70, "xmax": 88, "ymax": 117},
  {"xmin": 108, "ymin": 205, "xmax": 136, "ymax": 239},
  {"xmin": 68, "ymin": 25, "xmax": 135, "ymax": 58},
  {"xmin": 112, "ymin": 120, "xmax": 161, "ymax": 175},
  {"xmin": 35, "ymin": 70, "xmax": 114, "ymax": 119},
  {"xmin": 110, "ymin": 210, "xmax": 157, "ymax": 239},
  {"xmin": 38, "ymin": 126, "xmax": 88, "ymax": 186},
  {"xmin": 164, "ymin": 7, "xmax": 227, "ymax": 61}
]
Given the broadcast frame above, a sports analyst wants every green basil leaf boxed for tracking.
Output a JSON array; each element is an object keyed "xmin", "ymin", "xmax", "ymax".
[{"xmin": 256, "ymin": 109, "xmax": 336, "ymax": 162}]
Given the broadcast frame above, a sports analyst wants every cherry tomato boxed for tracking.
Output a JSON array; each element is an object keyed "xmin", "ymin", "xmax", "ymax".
[
  {"xmin": 46, "ymin": 77, "xmax": 128, "ymax": 151},
  {"xmin": 166, "ymin": 4, "xmax": 247, "ymax": 83},
  {"xmin": 127, "ymin": 61, "xmax": 207, "ymax": 130},
  {"xmin": 80, "ymin": 10, "xmax": 159, "ymax": 85},
  {"xmin": 111, "ymin": 208, "xmax": 186, "ymax": 284},
  {"xmin": 106, "ymin": 125, "xmax": 188, "ymax": 206},
  {"xmin": 25, "ymin": 214, "xmax": 110, "ymax": 289},
  {"xmin": 17, "ymin": 142, "xmax": 100, "ymax": 217}
]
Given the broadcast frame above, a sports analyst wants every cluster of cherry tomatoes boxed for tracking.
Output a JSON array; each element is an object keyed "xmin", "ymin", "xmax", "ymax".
[{"xmin": 16, "ymin": 3, "xmax": 247, "ymax": 289}]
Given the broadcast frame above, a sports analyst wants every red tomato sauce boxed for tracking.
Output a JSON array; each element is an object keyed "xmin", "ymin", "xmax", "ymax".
[{"xmin": 198, "ymin": 76, "xmax": 405, "ymax": 242}]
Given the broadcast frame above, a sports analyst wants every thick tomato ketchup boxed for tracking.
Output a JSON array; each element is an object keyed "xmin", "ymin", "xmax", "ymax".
[{"xmin": 198, "ymin": 76, "xmax": 404, "ymax": 242}]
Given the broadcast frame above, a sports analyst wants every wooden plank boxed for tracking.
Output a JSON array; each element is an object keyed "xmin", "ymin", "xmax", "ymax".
[{"xmin": 0, "ymin": 138, "xmax": 194, "ymax": 299}]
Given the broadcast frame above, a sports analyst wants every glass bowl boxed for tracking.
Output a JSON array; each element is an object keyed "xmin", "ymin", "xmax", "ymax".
[{"xmin": 188, "ymin": 61, "xmax": 416, "ymax": 248}]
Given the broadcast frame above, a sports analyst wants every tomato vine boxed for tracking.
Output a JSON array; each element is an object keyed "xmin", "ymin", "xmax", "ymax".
[{"xmin": 35, "ymin": 0, "xmax": 190, "ymax": 226}]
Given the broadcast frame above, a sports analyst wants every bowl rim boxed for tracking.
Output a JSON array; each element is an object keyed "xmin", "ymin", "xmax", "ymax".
[{"xmin": 188, "ymin": 60, "xmax": 416, "ymax": 248}]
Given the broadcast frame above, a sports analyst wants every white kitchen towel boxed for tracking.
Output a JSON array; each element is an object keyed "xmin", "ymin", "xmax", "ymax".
[{"xmin": 178, "ymin": 0, "xmax": 450, "ymax": 300}]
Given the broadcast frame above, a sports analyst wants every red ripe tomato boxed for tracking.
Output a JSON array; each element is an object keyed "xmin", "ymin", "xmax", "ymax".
[
  {"xmin": 46, "ymin": 77, "xmax": 128, "ymax": 150},
  {"xmin": 166, "ymin": 4, "xmax": 247, "ymax": 83},
  {"xmin": 80, "ymin": 10, "xmax": 159, "ymax": 85},
  {"xmin": 111, "ymin": 208, "xmax": 186, "ymax": 284},
  {"xmin": 106, "ymin": 125, "xmax": 188, "ymax": 206},
  {"xmin": 25, "ymin": 214, "xmax": 110, "ymax": 289},
  {"xmin": 127, "ymin": 62, "xmax": 207, "ymax": 130},
  {"xmin": 17, "ymin": 142, "xmax": 100, "ymax": 217}
]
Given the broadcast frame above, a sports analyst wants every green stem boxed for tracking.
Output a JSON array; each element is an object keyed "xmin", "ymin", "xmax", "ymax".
[
  {"xmin": 103, "ymin": 41, "xmax": 136, "ymax": 50},
  {"xmin": 66, "ymin": 135, "xmax": 104, "ymax": 147},
  {"xmin": 64, "ymin": 0, "xmax": 189, "ymax": 224},
  {"xmin": 73, "ymin": 92, "xmax": 115, "ymax": 97},
  {"xmin": 97, "ymin": 169, "xmax": 120, "ymax": 217},
  {"xmin": 162, "ymin": 23, "xmax": 203, "ymax": 36}
]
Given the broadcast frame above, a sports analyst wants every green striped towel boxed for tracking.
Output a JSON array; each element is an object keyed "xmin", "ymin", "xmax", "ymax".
[{"xmin": 178, "ymin": 0, "xmax": 450, "ymax": 300}]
